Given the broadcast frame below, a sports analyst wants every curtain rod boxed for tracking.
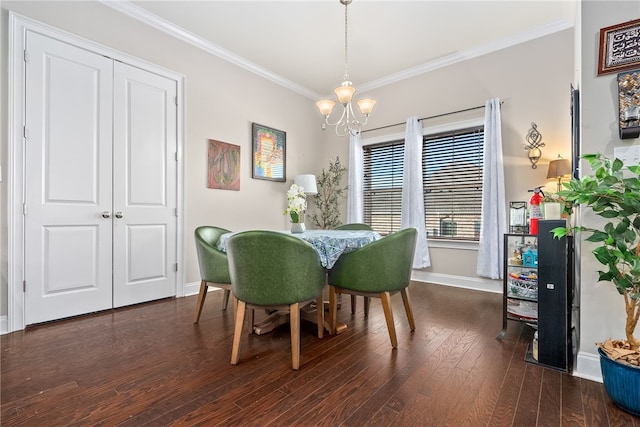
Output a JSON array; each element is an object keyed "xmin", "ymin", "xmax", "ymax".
[{"xmin": 362, "ymin": 101, "xmax": 502, "ymax": 134}]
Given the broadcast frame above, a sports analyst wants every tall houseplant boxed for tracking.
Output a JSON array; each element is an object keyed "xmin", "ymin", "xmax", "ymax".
[
  {"xmin": 552, "ymin": 153, "xmax": 640, "ymax": 414},
  {"xmin": 309, "ymin": 157, "xmax": 348, "ymax": 230}
]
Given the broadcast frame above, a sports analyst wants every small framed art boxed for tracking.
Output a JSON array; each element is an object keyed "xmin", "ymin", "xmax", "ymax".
[
  {"xmin": 208, "ymin": 139, "xmax": 240, "ymax": 191},
  {"xmin": 598, "ymin": 18, "xmax": 640, "ymax": 76},
  {"xmin": 252, "ymin": 123, "xmax": 286, "ymax": 182}
]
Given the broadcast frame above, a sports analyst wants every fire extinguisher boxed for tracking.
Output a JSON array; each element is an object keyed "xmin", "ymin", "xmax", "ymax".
[{"xmin": 528, "ymin": 186, "xmax": 544, "ymax": 235}]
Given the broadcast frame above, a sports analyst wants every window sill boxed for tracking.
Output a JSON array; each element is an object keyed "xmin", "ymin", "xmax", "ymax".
[{"xmin": 427, "ymin": 239, "xmax": 479, "ymax": 251}]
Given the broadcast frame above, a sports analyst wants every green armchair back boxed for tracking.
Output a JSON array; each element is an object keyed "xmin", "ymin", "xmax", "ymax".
[
  {"xmin": 194, "ymin": 226, "xmax": 231, "ymax": 285},
  {"xmin": 226, "ymin": 231, "xmax": 325, "ymax": 306},
  {"xmin": 334, "ymin": 223, "xmax": 373, "ymax": 231},
  {"xmin": 328, "ymin": 227, "xmax": 417, "ymax": 293}
]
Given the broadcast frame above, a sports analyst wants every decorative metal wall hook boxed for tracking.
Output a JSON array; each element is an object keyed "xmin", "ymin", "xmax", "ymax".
[{"xmin": 524, "ymin": 122, "xmax": 545, "ymax": 169}]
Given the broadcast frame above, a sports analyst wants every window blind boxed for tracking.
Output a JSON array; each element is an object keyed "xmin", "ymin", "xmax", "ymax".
[{"xmin": 362, "ymin": 126, "xmax": 484, "ymax": 241}]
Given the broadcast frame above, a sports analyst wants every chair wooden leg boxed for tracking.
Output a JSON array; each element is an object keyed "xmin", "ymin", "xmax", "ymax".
[
  {"xmin": 230, "ymin": 300, "xmax": 246, "ymax": 365},
  {"xmin": 380, "ymin": 292, "xmax": 398, "ymax": 348},
  {"xmin": 350, "ymin": 295, "xmax": 356, "ymax": 314},
  {"xmin": 316, "ymin": 295, "xmax": 324, "ymax": 339},
  {"xmin": 222, "ymin": 289, "xmax": 231, "ymax": 311},
  {"xmin": 400, "ymin": 288, "xmax": 416, "ymax": 331},
  {"xmin": 328, "ymin": 286, "xmax": 338, "ymax": 335},
  {"xmin": 364, "ymin": 297, "xmax": 371, "ymax": 318},
  {"xmin": 290, "ymin": 302, "xmax": 300, "ymax": 370},
  {"xmin": 193, "ymin": 280, "xmax": 208, "ymax": 323}
]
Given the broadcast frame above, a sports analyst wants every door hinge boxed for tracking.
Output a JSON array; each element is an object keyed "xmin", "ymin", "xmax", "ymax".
[
  {"xmin": 23, "ymin": 126, "xmax": 28, "ymax": 141},
  {"xmin": 22, "ymin": 203, "xmax": 27, "ymax": 215},
  {"xmin": 174, "ymin": 96, "xmax": 178, "ymax": 106},
  {"xmin": 174, "ymin": 208, "xmax": 178, "ymax": 217},
  {"xmin": 175, "ymin": 263, "xmax": 179, "ymax": 272},
  {"xmin": 175, "ymin": 152, "xmax": 178, "ymax": 161},
  {"xmin": 23, "ymin": 280, "xmax": 26, "ymax": 292},
  {"xmin": 23, "ymin": 50, "xmax": 29, "ymax": 64}
]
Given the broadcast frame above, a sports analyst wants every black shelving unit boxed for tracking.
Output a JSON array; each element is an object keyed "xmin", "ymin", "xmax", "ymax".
[{"xmin": 498, "ymin": 220, "xmax": 575, "ymax": 372}]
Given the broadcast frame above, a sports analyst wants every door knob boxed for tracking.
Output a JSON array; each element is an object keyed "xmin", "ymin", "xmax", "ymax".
[
  {"xmin": 115, "ymin": 211, "xmax": 124, "ymax": 219},
  {"xmin": 101, "ymin": 211, "xmax": 111, "ymax": 218}
]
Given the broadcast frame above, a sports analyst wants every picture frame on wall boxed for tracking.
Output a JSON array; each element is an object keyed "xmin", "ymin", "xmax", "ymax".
[
  {"xmin": 207, "ymin": 139, "xmax": 240, "ymax": 191},
  {"xmin": 597, "ymin": 18, "xmax": 640, "ymax": 76},
  {"xmin": 252, "ymin": 123, "xmax": 286, "ymax": 182}
]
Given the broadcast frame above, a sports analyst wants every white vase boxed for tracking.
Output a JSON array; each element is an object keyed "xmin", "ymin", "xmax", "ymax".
[
  {"xmin": 543, "ymin": 202, "xmax": 562, "ymax": 220},
  {"xmin": 291, "ymin": 222, "xmax": 305, "ymax": 233}
]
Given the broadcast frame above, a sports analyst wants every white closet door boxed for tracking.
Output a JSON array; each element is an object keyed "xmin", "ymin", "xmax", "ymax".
[
  {"xmin": 112, "ymin": 62, "xmax": 177, "ymax": 307},
  {"xmin": 24, "ymin": 32, "xmax": 114, "ymax": 324}
]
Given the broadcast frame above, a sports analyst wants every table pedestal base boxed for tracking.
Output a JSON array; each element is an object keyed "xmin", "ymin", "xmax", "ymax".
[{"xmin": 251, "ymin": 303, "xmax": 347, "ymax": 335}]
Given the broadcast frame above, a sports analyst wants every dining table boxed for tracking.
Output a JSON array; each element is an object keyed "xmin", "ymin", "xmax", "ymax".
[{"xmin": 217, "ymin": 228, "xmax": 381, "ymax": 335}]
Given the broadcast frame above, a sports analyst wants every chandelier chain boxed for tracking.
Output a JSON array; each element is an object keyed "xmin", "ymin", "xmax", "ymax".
[{"xmin": 343, "ymin": 1, "xmax": 349, "ymax": 81}]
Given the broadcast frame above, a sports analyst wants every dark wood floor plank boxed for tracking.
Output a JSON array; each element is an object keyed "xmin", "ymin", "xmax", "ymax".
[
  {"xmin": 561, "ymin": 370, "xmax": 586, "ymax": 426},
  {"xmin": 486, "ymin": 324, "xmax": 531, "ymax": 427},
  {"xmin": 536, "ymin": 367, "xmax": 562, "ymax": 426},
  {"xmin": 581, "ymin": 377, "xmax": 610, "ymax": 427},
  {"xmin": 1, "ymin": 282, "xmax": 631, "ymax": 427}
]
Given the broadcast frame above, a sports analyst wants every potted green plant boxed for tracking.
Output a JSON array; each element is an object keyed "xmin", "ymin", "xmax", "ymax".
[
  {"xmin": 309, "ymin": 157, "xmax": 348, "ymax": 230},
  {"xmin": 551, "ymin": 153, "xmax": 640, "ymax": 415}
]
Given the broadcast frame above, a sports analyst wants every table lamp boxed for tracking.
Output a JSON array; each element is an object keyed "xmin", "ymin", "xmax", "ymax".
[
  {"xmin": 294, "ymin": 174, "xmax": 318, "ymax": 195},
  {"xmin": 546, "ymin": 156, "xmax": 571, "ymax": 192}
]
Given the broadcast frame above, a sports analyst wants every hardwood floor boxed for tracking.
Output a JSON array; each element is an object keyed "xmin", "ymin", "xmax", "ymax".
[{"xmin": 1, "ymin": 282, "xmax": 637, "ymax": 426}]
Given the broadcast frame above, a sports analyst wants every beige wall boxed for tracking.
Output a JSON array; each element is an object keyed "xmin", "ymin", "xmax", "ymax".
[
  {"xmin": 0, "ymin": 1, "xmax": 573, "ymax": 327},
  {"xmin": 338, "ymin": 29, "xmax": 574, "ymax": 284},
  {"xmin": 577, "ymin": 0, "xmax": 640, "ymax": 381}
]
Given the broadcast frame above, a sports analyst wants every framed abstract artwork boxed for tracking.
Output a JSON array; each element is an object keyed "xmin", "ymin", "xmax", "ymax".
[
  {"xmin": 208, "ymin": 139, "xmax": 240, "ymax": 191},
  {"xmin": 598, "ymin": 18, "xmax": 640, "ymax": 76},
  {"xmin": 252, "ymin": 123, "xmax": 286, "ymax": 182}
]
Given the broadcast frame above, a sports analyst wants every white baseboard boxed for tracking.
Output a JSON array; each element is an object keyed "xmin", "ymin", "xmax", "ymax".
[
  {"xmin": 184, "ymin": 280, "xmax": 201, "ymax": 296},
  {"xmin": 411, "ymin": 271, "xmax": 502, "ymax": 294},
  {"xmin": 0, "ymin": 316, "xmax": 7, "ymax": 335},
  {"xmin": 184, "ymin": 281, "xmax": 226, "ymax": 297},
  {"xmin": 573, "ymin": 351, "xmax": 603, "ymax": 383}
]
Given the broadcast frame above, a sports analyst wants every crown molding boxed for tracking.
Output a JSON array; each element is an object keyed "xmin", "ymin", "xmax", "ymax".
[
  {"xmin": 358, "ymin": 19, "xmax": 574, "ymax": 93},
  {"xmin": 101, "ymin": 1, "xmax": 573, "ymax": 100},
  {"xmin": 99, "ymin": 0, "xmax": 321, "ymax": 100}
]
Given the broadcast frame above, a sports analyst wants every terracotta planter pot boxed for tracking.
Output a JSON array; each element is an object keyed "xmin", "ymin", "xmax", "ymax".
[{"xmin": 598, "ymin": 347, "xmax": 640, "ymax": 416}]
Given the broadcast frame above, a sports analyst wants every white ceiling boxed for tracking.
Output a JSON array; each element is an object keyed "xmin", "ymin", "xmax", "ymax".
[{"xmin": 106, "ymin": 0, "xmax": 576, "ymax": 99}]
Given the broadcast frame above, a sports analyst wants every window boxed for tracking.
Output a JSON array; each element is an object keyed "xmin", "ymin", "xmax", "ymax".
[
  {"xmin": 363, "ymin": 126, "xmax": 484, "ymax": 241},
  {"xmin": 363, "ymin": 141, "xmax": 404, "ymax": 235}
]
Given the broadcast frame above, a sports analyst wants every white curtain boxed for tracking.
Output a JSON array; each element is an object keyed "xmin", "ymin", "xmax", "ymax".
[
  {"xmin": 402, "ymin": 117, "xmax": 431, "ymax": 268},
  {"xmin": 476, "ymin": 98, "xmax": 506, "ymax": 279},
  {"xmin": 346, "ymin": 133, "xmax": 363, "ymax": 223}
]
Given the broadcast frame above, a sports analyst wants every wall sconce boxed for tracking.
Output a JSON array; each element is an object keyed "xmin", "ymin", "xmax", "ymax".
[
  {"xmin": 524, "ymin": 122, "xmax": 545, "ymax": 169},
  {"xmin": 546, "ymin": 155, "xmax": 571, "ymax": 192},
  {"xmin": 293, "ymin": 174, "xmax": 318, "ymax": 195}
]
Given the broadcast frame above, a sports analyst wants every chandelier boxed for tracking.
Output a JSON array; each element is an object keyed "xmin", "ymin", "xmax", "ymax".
[{"xmin": 316, "ymin": 0, "xmax": 376, "ymax": 137}]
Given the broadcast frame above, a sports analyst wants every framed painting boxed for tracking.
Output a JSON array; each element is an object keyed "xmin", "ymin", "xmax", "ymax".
[
  {"xmin": 252, "ymin": 123, "xmax": 286, "ymax": 182},
  {"xmin": 598, "ymin": 18, "xmax": 640, "ymax": 76},
  {"xmin": 208, "ymin": 139, "xmax": 240, "ymax": 191}
]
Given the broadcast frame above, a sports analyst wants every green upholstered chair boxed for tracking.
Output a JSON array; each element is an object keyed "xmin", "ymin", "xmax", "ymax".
[
  {"xmin": 328, "ymin": 227, "xmax": 417, "ymax": 348},
  {"xmin": 334, "ymin": 223, "xmax": 374, "ymax": 315},
  {"xmin": 334, "ymin": 223, "xmax": 372, "ymax": 231},
  {"xmin": 193, "ymin": 226, "xmax": 232, "ymax": 323},
  {"xmin": 226, "ymin": 230, "xmax": 326, "ymax": 370}
]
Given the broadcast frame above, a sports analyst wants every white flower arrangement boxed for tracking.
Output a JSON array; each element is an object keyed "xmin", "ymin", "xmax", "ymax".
[{"xmin": 284, "ymin": 183, "xmax": 307, "ymax": 223}]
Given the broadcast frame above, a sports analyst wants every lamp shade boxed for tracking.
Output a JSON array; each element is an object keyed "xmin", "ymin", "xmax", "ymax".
[
  {"xmin": 356, "ymin": 98, "xmax": 376, "ymax": 116},
  {"xmin": 294, "ymin": 174, "xmax": 318, "ymax": 195},
  {"xmin": 316, "ymin": 99, "xmax": 336, "ymax": 117},
  {"xmin": 546, "ymin": 158, "xmax": 571, "ymax": 179},
  {"xmin": 334, "ymin": 83, "xmax": 356, "ymax": 104}
]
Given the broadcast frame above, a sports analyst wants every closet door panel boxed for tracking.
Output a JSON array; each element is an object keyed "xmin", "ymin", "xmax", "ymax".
[
  {"xmin": 24, "ymin": 31, "xmax": 114, "ymax": 324},
  {"xmin": 112, "ymin": 62, "xmax": 177, "ymax": 307}
]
